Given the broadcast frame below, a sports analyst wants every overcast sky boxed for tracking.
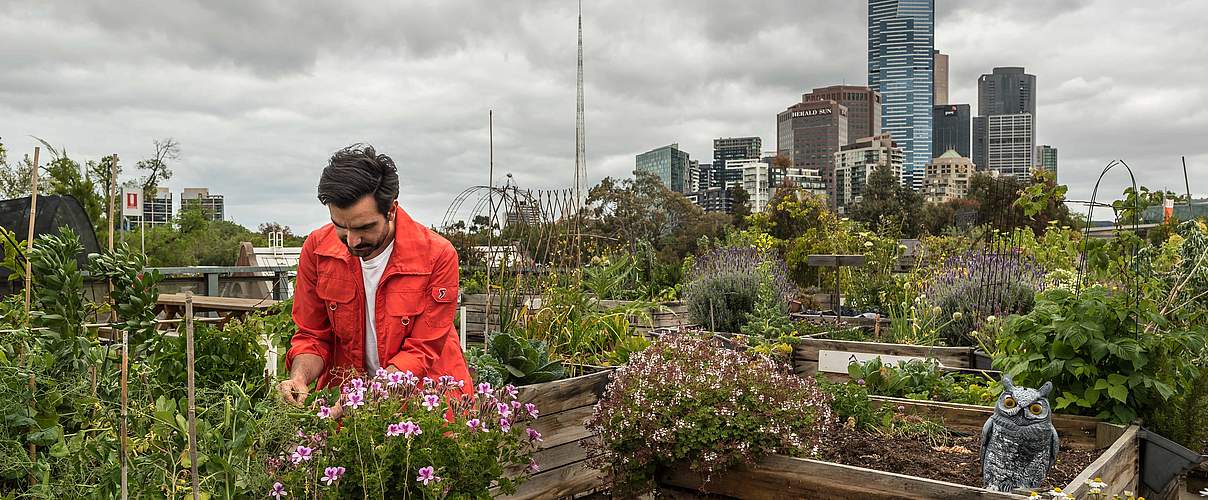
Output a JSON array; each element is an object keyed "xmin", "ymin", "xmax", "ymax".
[{"xmin": 1, "ymin": 0, "xmax": 1205, "ymax": 233}]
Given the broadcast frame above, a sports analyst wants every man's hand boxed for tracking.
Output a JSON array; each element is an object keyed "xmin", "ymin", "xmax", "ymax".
[
  {"xmin": 278, "ymin": 377, "xmax": 310, "ymax": 406},
  {"xmin": 279, "ymin": 353, "xmax": 324, "ymax": 406}
]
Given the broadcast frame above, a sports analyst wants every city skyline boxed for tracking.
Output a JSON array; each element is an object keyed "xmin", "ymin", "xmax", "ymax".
[{"xmin": 1, "ymin": 1, "xmax": 1204, "ymax": 231}]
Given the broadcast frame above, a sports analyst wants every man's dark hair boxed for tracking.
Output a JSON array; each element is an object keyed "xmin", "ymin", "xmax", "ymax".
[{"xmin": 317, "ymin": 144, "xmax": 399, "ymax": 215}]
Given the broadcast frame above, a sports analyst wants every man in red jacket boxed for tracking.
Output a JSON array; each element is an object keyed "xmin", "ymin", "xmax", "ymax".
[{"xmin": 279, "ymin": 144, "xmax": 472, "ymax": 406}]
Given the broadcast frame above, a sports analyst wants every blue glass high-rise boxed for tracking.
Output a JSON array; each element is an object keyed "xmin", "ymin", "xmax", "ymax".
[{"xmin": 868, "ymin": 0, "xmax": 934, "ymax": 189}]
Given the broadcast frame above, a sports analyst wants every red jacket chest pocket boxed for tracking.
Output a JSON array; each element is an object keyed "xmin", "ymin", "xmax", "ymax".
[
  {"xmin": 316, "ymin": 277, "xmax": 358, "ymax": 339},
  {"xmin": 380, "ymin": 290, "xmax": 426, "ymax": 349}
]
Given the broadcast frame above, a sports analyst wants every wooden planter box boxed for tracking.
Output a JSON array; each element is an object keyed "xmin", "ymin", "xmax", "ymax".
[
  {"xmin": 499, "ymin": 368, "xmax": 614, "ymax": 500},
  {"xmin": 792, "ymin": 337, "xmax": 977, "ymax": 380},
  {"xmin": 659, "ymin": 398, "xmax": 1140, "ymax": 499}
]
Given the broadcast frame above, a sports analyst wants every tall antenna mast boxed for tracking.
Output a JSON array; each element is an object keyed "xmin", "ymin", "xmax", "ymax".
[
  {"xmin": 574, "ymin": 0, "xmax": 586, "ymax": 270},
  {"xmin": 574, "ymin": 0, "xmax": 586, "ymax": 209}
]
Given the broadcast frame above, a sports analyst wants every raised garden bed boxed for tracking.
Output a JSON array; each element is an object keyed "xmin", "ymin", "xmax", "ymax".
[
  {"xmin": 499, "ymin": 367, "xmax": 614, "ymax": 500},
  {"xmin": 792, "ymin": 336, "xmax": 978, "ymax": 380},
  {"xmin": 658, "ymin": 398, "xmax": 1140, "ymax": 499}
]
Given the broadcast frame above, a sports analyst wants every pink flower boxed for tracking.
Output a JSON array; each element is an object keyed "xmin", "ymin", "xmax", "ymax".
[
  {"xmin": 270, "ymin": 482, "xmax": 287, "ymax": 498},
  {"xmin": 422, "ymin": 394, "xmax": 440, "ymax": 411},
  {"xmin": 499, "ymin": 417, "xmax": 511, "ymax": 432},
  {"xmin": 526, "ymin": 427, "xmax": 542, "ymax": 443},
  {"xmin": 475, "ymin": 382, "xmax": 493, "ymax": 395},
  {"xmin": 497, "ymin": 402, "xmax": 512, "ymax": 418},
  {"xmin": 525, "ymin": 459, "xmax": 541, "ymax": 473},
  {"xmin": 417, "ymin": 466, "xmax": 441, "ymax": 486},
  {"xmin": 524, "ymin": 403, "xmax": 539, "ymax": 419},
  {"xmin": 511, "ymin": 400, "xmax": 522, "ymax": 410},
  {"xmin": 316, "ymin": 406, "xmax": 332, "ymax": 419},
  {"xmin": 321, "ymin": 466, "xmax": 345, "ymax": 486},
  {"xmin": 386, "ymin": 423, "xmax": 403, "ymax": 437},
  {"xmin": 290, "ymin": 445, "xmax": 313, "ymax": 464},
  {"xmin": 348, "ymin": 378, "xmax": 365, "ymax": 392},
  {"xmin": 346, "ymin": 391, "xmax": 365, "ymax": 409},
  {"xmin": 402, "ymin": 370, "xmax": 418, "ymax": 386},
  {"xmin": 386, "ymin": 371, "xmax": 404, "ymax": 387},
  {"xmin": 375, "ymin": 368, "xmax": 389, "ymax": 379},
  {"xmin": 371, "ymin": 381, "xmax": 384, "ymax": 393},
  {"xmin": 422, "ymin": 376, "xmax": 433, "ymax": 388},
  {"xmin": 466, "ymin": 418, "xmax": 488, "ymax": 433},
  {"xmin": 504, "ymin": 384, "xmax": 519, "ymax": 399},
  {"xmin": 439, "ymin": 375, "xmax": 456, "ymax": 386},
  {"xmin": 401, "ymin": 421, "xmax": 422, "ymax": 438}
]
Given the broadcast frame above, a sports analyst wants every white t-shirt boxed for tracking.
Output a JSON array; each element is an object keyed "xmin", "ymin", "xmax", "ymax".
[{"xmin": 360, "ymin": 240, "xmax": 395, "ymax": 372}]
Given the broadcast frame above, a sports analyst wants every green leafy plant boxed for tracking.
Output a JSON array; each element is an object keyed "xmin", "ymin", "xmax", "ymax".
[
  {"xmin": 995, "ymin": 286, "xmax": 1203, "ymax": 423},
  {"xmin": 469, "ymin": 332, "xmax": 564, "ymax": 386}
]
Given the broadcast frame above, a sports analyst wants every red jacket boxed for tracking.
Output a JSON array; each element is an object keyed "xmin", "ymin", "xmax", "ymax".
[{"xmin": 287, "ymin": 204, "xmax": 471, "ymax": 394}]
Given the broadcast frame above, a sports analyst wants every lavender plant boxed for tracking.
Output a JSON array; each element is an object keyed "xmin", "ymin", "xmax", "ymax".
[
  {"xmin": 684, "ymin": 246, "xmax": 794, "ymax": 333},
  {"xmin": 264, "ymin": 370, "xmax": 542, "ymax": 499},
  {"xmin": 586, "ymin": 333, "xmax": 833, "ymax": 496},
  {"xmin": 920, "ymin": 250, "xmax": 1046, "ymax": 346}
]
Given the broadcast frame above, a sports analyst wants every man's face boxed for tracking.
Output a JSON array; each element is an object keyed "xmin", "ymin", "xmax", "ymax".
[{"xmin": 329, "ymin": 195, "xmax": 394, "ymax": 258}]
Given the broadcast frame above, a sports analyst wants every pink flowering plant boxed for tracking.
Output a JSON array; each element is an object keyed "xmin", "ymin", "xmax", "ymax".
[
  {"xmin": 586, "ymin": 332, "xmax": 835, "ymax": 496},
  {"xmin": 265, "ymin": 369, "xmax": 541, "ymax": 498}
]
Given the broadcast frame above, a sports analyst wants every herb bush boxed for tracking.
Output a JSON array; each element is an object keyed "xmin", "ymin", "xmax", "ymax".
[
  {"xmin": 684, "ymin": 246, "xmax": 793, "ymax": 333},
  {"xmin": 921, "ymin": 250, "xmax": 1045, "ymax": 346},
  {"xmin": 264, "ymin": 371, "xmax": 541, "ymax": 498},
  {"xmin": 994, "ymin": 286, "xmax": 1203, "ymax": 424},
  {"xmin": 586, "ymin": 333, "xmax": 833, "ymax": 495}
]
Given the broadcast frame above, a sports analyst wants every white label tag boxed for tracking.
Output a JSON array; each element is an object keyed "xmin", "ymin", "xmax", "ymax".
[{"xmin": 817, "ymin": 349, "xmax": 940, "ymax": 374}]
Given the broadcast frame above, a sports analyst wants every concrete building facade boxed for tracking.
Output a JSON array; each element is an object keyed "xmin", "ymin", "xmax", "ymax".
[
  {"xmin": 776, "ymin": 99, "xmax": 848, "ymax": 206},
  {"xmin": 923, "ymin": 149, "xmax": 978, "ymax": 203},
  {"xmin": 180, "ymin": 187, "xmax": 225, "ymax": 221},
  {"xmin": 803, "ymin": 85, "xmax": 882, "ymax": 145},
  {"xmin": 833, "ymin": 132, "xmax": 905, "ymax": 213}
]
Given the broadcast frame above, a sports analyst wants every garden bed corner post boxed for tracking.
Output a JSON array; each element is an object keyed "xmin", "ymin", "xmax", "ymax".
[{"xmin": 185, "ymin": 292, "xmax": 200, "ymax": 499}]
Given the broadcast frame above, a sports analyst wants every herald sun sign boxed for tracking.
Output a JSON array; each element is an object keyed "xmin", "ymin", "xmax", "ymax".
[{"xmin": 121, "ymin": 188, "xmax": 143, "ymax": 217}]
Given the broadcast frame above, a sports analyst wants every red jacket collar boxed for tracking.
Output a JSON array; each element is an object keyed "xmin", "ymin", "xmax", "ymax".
[{"xmin": 313, "ymin": 202, "xmax": 432, "ymax": 274}]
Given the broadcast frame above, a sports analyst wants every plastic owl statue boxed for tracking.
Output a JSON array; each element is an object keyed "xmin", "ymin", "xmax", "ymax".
[{"xmin": 980, "ymin": 374, "xmax": 1059, "ymax": 492}]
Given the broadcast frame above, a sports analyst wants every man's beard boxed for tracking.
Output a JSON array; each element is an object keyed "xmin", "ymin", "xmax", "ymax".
[{"xmin": 345, "ymin": 235, "xmax": 385, "ymax": 257}]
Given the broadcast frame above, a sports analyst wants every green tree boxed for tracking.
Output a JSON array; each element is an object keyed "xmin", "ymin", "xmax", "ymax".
[
  {"xmin": 586, "ymin": 171, "xmax": 729, "ymax": 264},
  {"xmin": 137, "ymin": 138, "xmax": 179, "ymax": 197},
  {"xmin": 729, "ymin": 185, "xmax": 751, "ymax": 227},
  {"xmin": 849, "ymin": 165, "xmax": 923, "ymax": 238}
]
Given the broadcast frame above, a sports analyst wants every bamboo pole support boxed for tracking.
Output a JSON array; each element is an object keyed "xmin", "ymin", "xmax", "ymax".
[
  {"xmin": 185, "ymin": 292, "xmax": 200, "ymax": 499},
  {"xmin": 107, "ymin": 154, "xmax": 128, "ymax": 500},
  {"xmin": 108, "ymin": 154, "xmax": 116, "ymax": 252},
  {"xmin": 24, "ymin": 147, "xmax": 39, "ymax": 479}
]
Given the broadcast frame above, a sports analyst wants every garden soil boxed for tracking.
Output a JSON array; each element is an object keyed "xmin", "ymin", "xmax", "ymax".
[{"xmin": 820, "ymin": 430, "xmax": 1102, "ymax": 491}]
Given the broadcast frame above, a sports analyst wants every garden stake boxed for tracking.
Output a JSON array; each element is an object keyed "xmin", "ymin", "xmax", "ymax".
[
  {"xmin": 185, "ymin": 292, "xmax": 200, "ymax": 500},
  {"xmin": 24, "ymin": 147, "xmax": 40, "ymax": 481}
]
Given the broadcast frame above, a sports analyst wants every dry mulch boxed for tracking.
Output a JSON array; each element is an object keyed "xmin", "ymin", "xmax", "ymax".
[{"xmin": 819, "ymin": 430, "xmax": 1102, "ymax": 491}]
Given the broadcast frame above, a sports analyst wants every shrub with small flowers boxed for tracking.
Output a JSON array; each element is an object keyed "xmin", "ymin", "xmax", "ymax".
[
  {"xmin": 263, "ymin": 369, "xmax": 541, "ymax": 499},
  {"xmin": 586, "ymin": 332, "xmax": 834, "ymax": 496}
]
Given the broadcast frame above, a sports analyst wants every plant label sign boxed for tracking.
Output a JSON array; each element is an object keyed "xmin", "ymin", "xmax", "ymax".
[
  {"xmin": 122, "ymin": 188, "xmax": 143, "ymax": 217},
  {"xmin": 817, "ymin": 350, "xmax": 940, "ymax": 374}
]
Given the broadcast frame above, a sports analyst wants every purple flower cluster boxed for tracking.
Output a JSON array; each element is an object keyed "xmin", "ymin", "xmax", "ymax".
[
  {"xmin": 689, "ymin": 245, "xmax": 795, "ymax": 299},
  {"xmin": 270, "ymin": 369, "xmax": 543, "ymax": 497},
  {"xmin": 921, "ymin": 249, "xmax": 1047, "ymax": 344}
]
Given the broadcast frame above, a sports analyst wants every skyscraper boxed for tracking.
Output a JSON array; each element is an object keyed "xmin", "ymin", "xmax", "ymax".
[
  {"xmin": 933, "ymin": 50, "xmax": 949, "ymax": 105},
  {"xmin": 802, "ymin": 85, "xmax": 881, "ymax": 144},
  {"xmin": 932, "ymin": 104, "xmax": 971, "ymax": 159},
  {"xmin": 635, "ymin": 144, "xmax": 691, "ymax": 194},
  {"xmin": 868, "ymin": 0, "xmax": 934, "ymax": 190},
  {"xmin": 1036, "ymin": 145, "xmax": 1057, "ymax": 173},
  {"xmin": 973, "ymin": 67, "xmax": 1037, "ymax": 180},
  {"xmin": 713, "ymin": 137, "xmax": 762, "ymax": 166},
  {"xmin": 776, "ymin": 99, "xmax": 848, "ymax": 206}
]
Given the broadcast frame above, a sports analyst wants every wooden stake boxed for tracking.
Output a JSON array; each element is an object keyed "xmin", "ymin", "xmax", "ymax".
[
  {"xmin": 108, "ymin": 154, "xmax": 117, "ymax": 252},
  {"xmin": 24, "ymin": 147, "xmax": 39, "ymax": 479},
  {"xmin": 185, "ymin": 292, "xmax": 200, "ymax": 500},
  {"xmin": 24, "ymin": 147, "xmax": 39, "ymax": 318}
]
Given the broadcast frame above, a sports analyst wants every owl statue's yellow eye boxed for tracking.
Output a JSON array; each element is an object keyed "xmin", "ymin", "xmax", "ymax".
[
  {"xmin": 1003, "ymin": 396, "xmax": 1017, "ymax": 408},
  {"xmin": 1029, "ymin": 403, "xmax": 1043, "ymax": 415}
]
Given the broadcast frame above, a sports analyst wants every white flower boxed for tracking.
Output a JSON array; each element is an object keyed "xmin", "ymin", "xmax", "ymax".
[
  {"xmin": 1085, "ymin": 477, "xmax": 1107, "ymax": 489},
  {"xmin": 1199, "ymin": 487, "xmax": 1208, "ymax": 497}
]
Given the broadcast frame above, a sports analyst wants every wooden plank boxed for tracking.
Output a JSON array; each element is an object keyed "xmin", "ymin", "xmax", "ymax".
[
  {"xmin": 157, "ymin": 293, "xmax": 278, "ymax": 311},
  {"xmin": 530, "ymin": 405, "xmax": 595, "ymax": 449},
  {"xmin": 506, "ymin": 439, "xmax": 597, "ymax": 478},
  {"xmin": 659, "ymin": 454, "xmax": 1027, "ymax": 500},
  {"xmin": 869, "ymin": 396, "xmax": 1101, "ymax": 449},
  {"xmin": 517, "ymin": 369, "xmax": 614, "ymax": 416},
  {"xmin": 500, "ymin": 459, "xmax": 606, "ymax": 500},
  {"xmin": 806, "ymin": 254, "xmax": 868, "ymax": 267},
  {"xmin": 1064, "ymin": 425, "xmax": 1141, "ymax": 498},
  {"xmin": 794, "ymin": 338, "xmax": 972, "ymax": 368}
]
